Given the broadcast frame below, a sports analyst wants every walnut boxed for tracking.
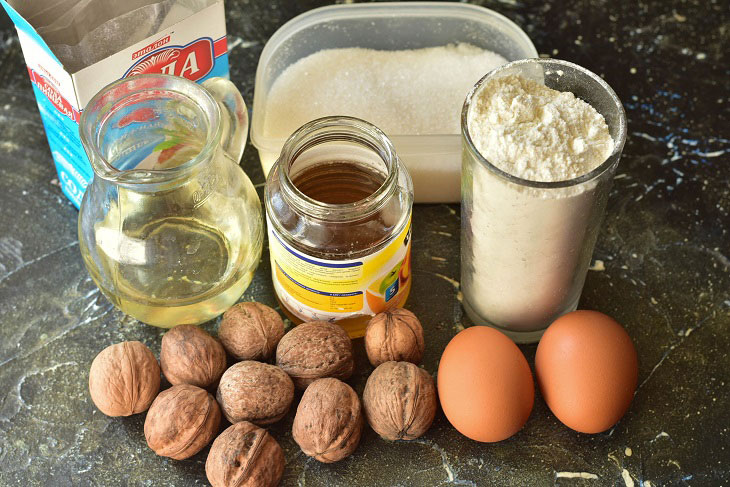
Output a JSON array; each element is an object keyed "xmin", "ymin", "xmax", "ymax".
[
  {"xmin": 144, "ymin": 384, "xmax": 221, "ymax": 460},
  {"xmin": 206, "ymin": 421, "xmax": 284, "ymax": 487},
  {"xmin": 216, "ymin": 361, "xmax": 294, "ymax": 425},
  {"xmin": 292, "ymin": 378, "xmax": 363, "ymax": 463},
  {"xmin": 276, "ymin": 321, "xmax": 354, "ymax": 389},
  {"xmin": 218, "ymin": 302, "xmax": 285, "ymax": 361},
  {"xmin": 365, "ymin": 308, "xmax": 425, "ymax": 367},
  {"xmin": 363, "ymin": 361, "xmax": 438, "ymax": 441},
  {"xmin": 160, "ymin": 325, "xmax": 227, "ymax": 389},
  {"xmin": 88, "ymin": 341, "xmax": 160, "ymax": 417}
]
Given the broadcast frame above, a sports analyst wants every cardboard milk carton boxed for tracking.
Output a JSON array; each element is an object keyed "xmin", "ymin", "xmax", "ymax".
[{"xmin": 0, "ymin": 0, "xmax": 230, "ymax": 208}]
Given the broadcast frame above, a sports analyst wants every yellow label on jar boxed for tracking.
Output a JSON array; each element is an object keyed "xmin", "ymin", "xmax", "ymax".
[{"xmin": 268, "ymin": 217, "xmax": 412, "ymax": 322}]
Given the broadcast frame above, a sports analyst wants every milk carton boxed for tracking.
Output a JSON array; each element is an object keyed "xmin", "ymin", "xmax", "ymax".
[{"xmin": 0, "ymin": 0, "xmax": 230, "ymax": 208}]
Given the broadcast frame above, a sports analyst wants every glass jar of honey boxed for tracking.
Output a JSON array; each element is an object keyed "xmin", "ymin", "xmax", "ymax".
[{"xmin": 265, "ymin": 116, "xmax": 413, "ymax": 338}]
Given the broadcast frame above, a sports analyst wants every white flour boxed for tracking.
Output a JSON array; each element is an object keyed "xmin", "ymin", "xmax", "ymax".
[
  {"xmin": 264, "ymin": 43, "xmax": 507, "ymax": 137},
  {"xmin": 463, "ymin": 74, "xmax": 614, "ymax": 335},
  {"xmin": 467, "ymin": 74, "xmax": 613, "ymax": 181}
]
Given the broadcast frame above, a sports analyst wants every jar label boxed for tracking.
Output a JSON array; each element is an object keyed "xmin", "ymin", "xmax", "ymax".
[{"xmin": 268, "ymin": 217, "xmax": 412, "ymax": 322}]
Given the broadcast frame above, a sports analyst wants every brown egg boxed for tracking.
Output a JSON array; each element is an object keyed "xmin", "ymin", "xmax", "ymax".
[
  {"xmin": 535, "ymin": 310, "xmax": 638, "ymax": 434},
  {"xmin": 437, "ymin": 326, "xmax": 534, "ymax": 442}
]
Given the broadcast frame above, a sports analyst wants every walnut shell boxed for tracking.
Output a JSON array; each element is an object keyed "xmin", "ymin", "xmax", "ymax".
[
  {"xmin": 219, "ymin": 302, "xmax": 285, "ymax": 361},
  {"xmin": 292, "ymin": 378, "xmax": 363, "ymax": 463},
  {"xmin": 206, "ymin": 421, "xmax": 284, "ymax": 487},
  {"xmin": 363, "ymin": 361, "xmax": 438, "ymax": 441},
  {"xmin": 276, "ymin": 321, "xmax": 354, "ymax": 389},
  {"xmin": 160, "ymin": 325, "xmax": 227, "ymax": 388},
  {"xmin": 365, "ymin": 308, "xmax": 425, "ymax": 367},
  {"xmin": 216, "ymin": 361, "xmax": 294, "ymax": 425},
  {"xmin": 144, "ymin": 384, "xmax": 221, "ymax": 460},
  {"xmin": 88, "ymin": 341, "xmax": 160, "ymax": 417}
]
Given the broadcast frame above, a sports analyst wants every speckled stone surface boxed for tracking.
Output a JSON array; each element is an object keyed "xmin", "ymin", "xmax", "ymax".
[{"xmin": 0, "ymin": 1, "xmax": 728, "ymax": 486}]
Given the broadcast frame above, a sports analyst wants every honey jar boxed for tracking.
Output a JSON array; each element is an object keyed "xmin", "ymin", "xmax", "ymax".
[{"xmin": 265, "ymin": 116, "xmax": 414, "ymax": 337}]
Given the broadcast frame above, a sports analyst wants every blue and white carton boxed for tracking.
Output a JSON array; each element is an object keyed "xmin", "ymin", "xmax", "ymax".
[{"xmin": 0, "ymin": 0, "xmax": 230, "ymax": 208}]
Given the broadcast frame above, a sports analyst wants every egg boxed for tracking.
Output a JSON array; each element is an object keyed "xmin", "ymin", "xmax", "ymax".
[
  {"xmin": 535, "ymin": 310, "xmax": 638, "ymax": 434},
  {"xmin": 437, "ymin": 326, "xmax": 534, "ymax": 442}
]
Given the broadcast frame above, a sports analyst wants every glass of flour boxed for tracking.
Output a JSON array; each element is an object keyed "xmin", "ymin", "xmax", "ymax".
[{"xmin": 460, "ymin": 59, "xmax": 627, "ymax": 343}]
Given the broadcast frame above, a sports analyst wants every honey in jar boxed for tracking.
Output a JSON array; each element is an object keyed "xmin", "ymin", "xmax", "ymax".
[{"xmin": 264, "ymin": 117, "xmax": 414, "ymax": 337}]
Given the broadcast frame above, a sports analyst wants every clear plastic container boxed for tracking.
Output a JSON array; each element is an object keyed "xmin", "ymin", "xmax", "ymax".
[{"xmin": 250, "ymin": 2, "xmax": 537, "ymax": 203}]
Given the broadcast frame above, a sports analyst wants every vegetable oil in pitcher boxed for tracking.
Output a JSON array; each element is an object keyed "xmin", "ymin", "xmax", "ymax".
[{"xmin": 78, "ymin": 75, "xmax": 263, "ymax": 328}]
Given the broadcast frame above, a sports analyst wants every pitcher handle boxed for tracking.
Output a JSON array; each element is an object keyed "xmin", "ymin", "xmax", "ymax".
[{"xmin": 202, "ymin": 77, "xmax": 248, "ymax": 164}]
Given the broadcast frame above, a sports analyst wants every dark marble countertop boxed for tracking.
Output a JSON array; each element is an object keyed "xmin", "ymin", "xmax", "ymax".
[{"xmin": 0, "ymin": 1, "xmax": 728, "ymax": 486}]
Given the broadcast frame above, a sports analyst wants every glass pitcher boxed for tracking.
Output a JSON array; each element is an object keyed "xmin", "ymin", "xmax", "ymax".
[{"xmin": 78, "ymin": 74, "xmax": 263, "ymax": 328}]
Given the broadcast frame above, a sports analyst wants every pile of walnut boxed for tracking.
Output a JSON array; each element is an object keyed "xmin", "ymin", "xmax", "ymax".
[{"xmin": 88, "ymin": 304, "xmax": 436, "ymax": 487}]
